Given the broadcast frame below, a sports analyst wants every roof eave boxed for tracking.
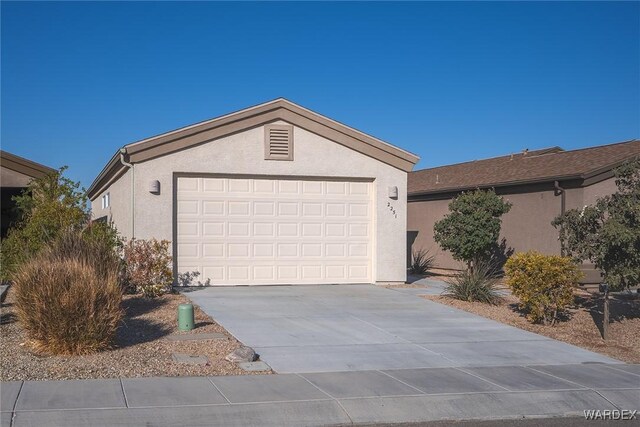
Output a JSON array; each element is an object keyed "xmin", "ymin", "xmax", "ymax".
[
  {"xmin": 408, "ymin": 174, "xmax": 584, "ymax": 198},
  {"xmin": 87, "ymin": 100, "xmax": 420, "ymax": 199}
]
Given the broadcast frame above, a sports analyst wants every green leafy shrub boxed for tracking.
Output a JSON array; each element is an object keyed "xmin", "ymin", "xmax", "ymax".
[
  {"xmin": 444, "ymin": 260, "xmax": 502, "ymax": 304},
  {"xmin": 13, "ymin": 232, "xmax": 123, "ymax": 355},
  {"xmin": 0, "ymin": 167, "xmax": 89, "ymax": 280},
  {"xmin": 504, "ymin": 251, "xmax": 583, "ymax": 325},
  {"xmin": 408, "ymin": 248, "xmax": 436, "ymax": 275},
  {"xmin": 434, "ymin": 189, "xmax": 512, "ymax": 271},
  {"xmin": 123, "ymin": 239, "xmax": 173, "ymax": 297}
]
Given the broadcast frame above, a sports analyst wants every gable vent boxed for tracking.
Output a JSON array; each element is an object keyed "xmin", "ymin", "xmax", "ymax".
[{"xmin": 265, "ymin": 124, "xmax": 293, "ymax": 161}]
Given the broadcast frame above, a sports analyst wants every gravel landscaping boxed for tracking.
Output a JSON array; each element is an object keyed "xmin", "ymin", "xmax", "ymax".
[
  {"xmin": 423, "ymin": 290, "xmax": 640, "ymax": 364},
  {"xmin": 1, "ymin": 290, "xmax": 271, "ymax": 381}
]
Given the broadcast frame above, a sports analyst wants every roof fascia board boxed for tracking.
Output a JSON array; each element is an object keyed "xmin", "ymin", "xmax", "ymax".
[
  {"xmin": 125, "ymin": 99, "xmax": 419, "ymax": 169},
  {"xmin": 87, "ymin": 153, "xmax": 126, "ymax": 200},
  {"xmin": 408, "ymin": 174, "xmax": 584, "ymax": 198},
  {"xmin": 88, "ymin": 100, "xmax": 420, "ymax": 198},
  {"xmin": 0, "ymin": 151, "xmax": 55, "ymax": 178},
  {"xmin": 581, "ymin": 155, "xmax": 640, "ymax": 182}
]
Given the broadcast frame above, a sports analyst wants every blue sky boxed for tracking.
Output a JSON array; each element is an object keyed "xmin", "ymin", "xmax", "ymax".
[{"xmin": 2, "ymin": 1, "xmax": 638, "ymax": 189}]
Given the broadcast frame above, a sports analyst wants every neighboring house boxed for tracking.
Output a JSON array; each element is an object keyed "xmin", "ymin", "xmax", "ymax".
[
  {"xmin": 408, "ymin": 139, "xmax": 640, "ymax": 284},
  {"xmin": 88, "ymin": 99, "xmax": 419, "ymax": 286},
  {"xmin": 0, "ymin": 150, "xmax": 56, "ymax": 238}
]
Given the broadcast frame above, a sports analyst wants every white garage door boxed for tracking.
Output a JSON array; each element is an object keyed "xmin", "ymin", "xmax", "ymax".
[{"xmin": 176, "ymin": 176, "xmax": 373, "ymax": 285}]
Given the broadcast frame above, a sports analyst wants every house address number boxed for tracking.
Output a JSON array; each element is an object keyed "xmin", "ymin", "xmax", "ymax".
[{"xmin": 387, "ymin": 202, "xmax": 397, "ymax": 218}]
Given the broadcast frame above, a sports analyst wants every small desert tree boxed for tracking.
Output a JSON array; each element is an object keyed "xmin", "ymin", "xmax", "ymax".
[
  {"xmin": 0, "ymin": 167, "xmax": 121, "ymax": 280},
  {"xmin": 0, "ymin": 167, "xmax": 88, "ymax": 279},
  {"xmin": 434, "ymin": 189, "xmax": 512, "ymax": 272},
  {"xmin": 552, "ymin": 159, "xmax": 640, "ymax": 339}
]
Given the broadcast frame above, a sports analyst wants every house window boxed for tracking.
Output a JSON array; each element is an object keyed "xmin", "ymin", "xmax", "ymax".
[
  {"xmin": 101, "ymin": 193, "xmax": 110, "ymax": 209},
  {"xmin": 264, "ymin": 124, "xmax": 293, "ymax": 161}
]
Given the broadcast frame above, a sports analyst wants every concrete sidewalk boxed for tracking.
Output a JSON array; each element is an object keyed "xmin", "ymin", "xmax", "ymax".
[{"xmin": 2, "ymin": 364, "xmax": 638, "ymax": 426}]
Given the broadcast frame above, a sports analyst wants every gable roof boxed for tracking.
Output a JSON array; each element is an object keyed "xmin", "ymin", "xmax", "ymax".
[
  {"xmin": 0, "ymin": 150, "xmax": 55, "ymax": 179},
  {"xmin": 87, "ymin": 98, "xmax": 420, "ymax": 199},
  {"xmin": 409, "ymin": 139, "xmax": 640, "ymax": 196}
]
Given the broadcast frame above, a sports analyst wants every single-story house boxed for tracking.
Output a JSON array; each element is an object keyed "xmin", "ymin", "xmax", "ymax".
[
  {"xmin": 0, "ymin": 150, "xmax": 55, "ymax": 238},
  {"xmin": 408, "ymin": 139, "xmax": 640, "ymax": 284},
  {"xmin": 88, "ymin": 99, "xmax": 419, "ymax": 286}
]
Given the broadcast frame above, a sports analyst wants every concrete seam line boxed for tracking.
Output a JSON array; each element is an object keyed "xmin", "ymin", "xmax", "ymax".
[
  {"xmin": 524, "ymin": 366, "xmax": 595, "ymax": 390},
  {"xmin": 411, "ymin": 342, "xmax": 458, "ymax": 363},
  {"xmin": 294, "ymin": 374, "xmax": 336, "ymax": 400},
  {"xmin": 119, "ymin": 379, "xmax": 129, "ymax": 408},
  {"xmin": 332, "ymin": 389, "xmax": 594, "ymax": 401},
  {"xmin": 524, "ymin": 364, "xmax": 627, "ymax": 410},
  {"xmin": 207, "ymin": 378, "xmax": 232, "ymax": 404},
  {"xmin": 294, "ymin": 374, "xmax": 354, "ymax": 425},
  {"xmin": 592, "ymin": 389, "xmax": 623, "ymax": 411},
  {"xmin": 9, "ymin": 381, "xmax": 23, "ymax": 427},
  {"xmin": 452, "ymin": 367, "xmax": 511, "ymax": 391},
  {"xmin": 375, "ymin": 370, "xmax": 426, "ymax": 395},
  {"xmin": 599, "ymin": 364, "xmax": 640, "ymax": 378}
]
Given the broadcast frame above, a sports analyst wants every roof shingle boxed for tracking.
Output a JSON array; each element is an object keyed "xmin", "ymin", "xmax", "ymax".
[{"xmin": 409, "ymin": 140, "xmax": 640, "ymax": 195}]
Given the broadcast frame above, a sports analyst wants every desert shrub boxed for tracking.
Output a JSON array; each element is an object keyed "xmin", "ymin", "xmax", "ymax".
[
  {"xmin": 123, "ymin": 239, "xmax": 173, "ymax": 297},
  {"xmin": 408, "ymin": 248, "xmax": 436, "ymax": 275},
  {"xmin": 13, "ymin": 232, "xmax": 123, "ymax": 355},
  {"xmin": 444, "ymin": 260, "xmax": 502, "ymax": 304},
  {"xmin": 504, "ymin": 251, "xmax": 583, "ymax": 325}
]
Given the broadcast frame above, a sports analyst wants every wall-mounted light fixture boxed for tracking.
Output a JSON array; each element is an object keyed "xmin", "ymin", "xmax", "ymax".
[
  {"xmin": 388, "ymin": 186, "xmax": 398, "ymax": 199},
  {"xmin": 149, "ymin": 180, "xmax": 161, "ymax": 195}
]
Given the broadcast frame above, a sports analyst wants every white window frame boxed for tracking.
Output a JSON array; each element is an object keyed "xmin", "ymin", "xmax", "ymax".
[{"xmin": 101, "ymin": 192, "xmax": 110, "ymax": 209}]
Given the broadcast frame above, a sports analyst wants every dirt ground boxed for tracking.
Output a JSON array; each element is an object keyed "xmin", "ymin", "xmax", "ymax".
[
  {"xmin": 423, "ymin": 290, "xmax": 640, "ymax": 364},
  {"xmin": 1, "ymin": 290, "xmax": 270, "ymax": 381}
]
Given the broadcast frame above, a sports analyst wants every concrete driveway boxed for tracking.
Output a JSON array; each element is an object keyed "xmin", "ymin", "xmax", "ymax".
[{"xmin": 186, "ymin": 284, "xmax": 621, "ymax": 373}]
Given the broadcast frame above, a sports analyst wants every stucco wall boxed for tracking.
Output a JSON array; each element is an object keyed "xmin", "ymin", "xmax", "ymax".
[
  {"xmin": 582, "ymin": 177, "xmax": 616, "ymax": 206},
  {"xmin": 100, "ymin": 121, "xmax": 408, "ymax": 283},
  {"xmin": 407, "ymin": 199, "xmax": 459, "ymax": 269},
  {"xmin": 1, "ymin": 167, "xmax": 32, "ymax": 187},
  {"xmin": 408, "ymin": 178, "xmax": 617, "ymax": 272},
  {"xmin": 91, "ymin": 168, "xmax": 132, "ymax": 239}
]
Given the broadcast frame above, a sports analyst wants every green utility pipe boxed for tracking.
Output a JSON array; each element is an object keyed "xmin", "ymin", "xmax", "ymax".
[{"xmin": 177, "ymin": 303, "xmax": 194, "ymax": 331}]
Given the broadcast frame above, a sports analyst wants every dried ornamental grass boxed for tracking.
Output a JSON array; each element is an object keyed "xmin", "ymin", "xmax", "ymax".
[{"xmin": 13, "ymin": 257, "xmax": 123, "ymax": 355}]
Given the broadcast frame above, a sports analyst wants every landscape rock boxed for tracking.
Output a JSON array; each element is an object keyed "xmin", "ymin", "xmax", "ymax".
[{"xmin": 225, "ymin": 346, "xmax": 257, "ymax": 363}]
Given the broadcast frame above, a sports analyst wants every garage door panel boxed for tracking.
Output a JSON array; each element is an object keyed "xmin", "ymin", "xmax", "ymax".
[
  {"xmin": 203, "ymin": 243, "xmax": 224, "ymax": 258},
  {"xmin": 177, "ymin": 200, "xmax": 199, "ymax": 215},
  {"xmin": 254, "ymin": 201, "xmax": 275, "ymax": 215},
  {"xmin": 177, "ymin": 221, "xmax": 199, "ymax": 236},
  {"xmin": 203, "ymin": 201, "xmax": 224, "ymax": 216},
  {"xmin": 177, "ymin": 176, "xmax": 372, "ymax": 285},
  {"xmin": 228, "ymin": 222, "xmax": 250, "ymax": 237}
]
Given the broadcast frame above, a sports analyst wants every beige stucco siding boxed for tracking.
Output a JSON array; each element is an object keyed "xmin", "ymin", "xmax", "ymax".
[
  {"xmin": 100, "ymin": 121, "xmax": 408, "ymax": 283},
  {"xmin": 91, "ymin": 168, "xmax": 132, "ymax": 239}
]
